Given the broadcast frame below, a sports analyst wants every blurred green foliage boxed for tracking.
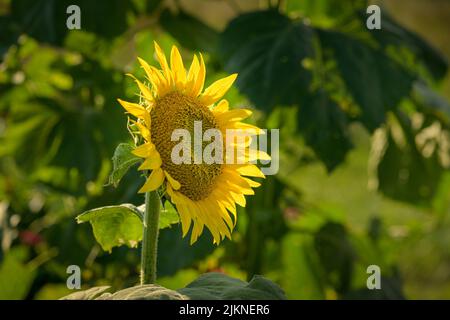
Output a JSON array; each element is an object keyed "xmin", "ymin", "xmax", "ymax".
[{"xmin": 0, "ymin": 0, "xmax": 449, "ymax": 299}]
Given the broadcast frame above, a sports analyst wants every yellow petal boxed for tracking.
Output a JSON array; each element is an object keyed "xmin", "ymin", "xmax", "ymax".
[
  {"xmin": 213, "ymin": 99, "xmax": 229, "ymax": 113},
  {"xmin": 242, "ymin": 177, "xmax": 261, "ymax": 188},
  {"xmin": 117, "ymin": 99, "xmax": 150, "ymax": 125},
  {"xmin": 227, "ymin": 122, "xmax": 265, "ymax": 135},
  {"xmin": 153, "ymin": 41, "xmax": 173, "ymax": 86},
  {"xmin": 126, "ymin": 74, "xmax": 153, "ymax": 102},
  {"xmin": 217, "ymin": 109, "xmax": 252, "ymax": 123},
  {"xmin": 137, "ymin": 57, "xmax": 159, "ymax": 88},
  {"xmin": 132, "ymin": 143, "xmax": 155, "ymax": 158},
  {"xmin": 137, "ymin": 152, "xmax": 162, "ymax": 170},
  {"xmin": 170, "ymin": 45, "xmax": 186, "ymax": 87},
  {"xmin": 186, "ymin": 54, "xmax": 199, "ymax": 95},
  {"xmin": 246, "ymin": 149, "xmax": 271, "ymax": 161},
  {"xmin": 191, "ymin": 53, "xmax": 206, "ymax": 97},
  {"xmin": 190, "ymin": 218, "xmax": 204, "ymax": 245},
  {"xmin": 138, "ymin": 167, "xmax": 165, "ymax": 193},
  {"xmin": 235, "ymin": 164, "xmax": 265, "ymax": 178},
  {"xmin": 199, "ymin": 73, "xmax": 237, "ymax": 106},
  {"xmin": 164, "ymin": 170, "xmax": 181, "ymax": 190},
  {"xmin": 149, "ymin": 65, "xmax": 170, "ymax": 96},
  {"xmin": 135, "ymin": 121, "xmax": 151, "ymax": 141},
  {"xmin": 177, "ymin": 201, "xmax": 192, "ymax": 237},
  {"xmin": 230, "ymin": 191, "xmax": 246, "ymax": 207}
]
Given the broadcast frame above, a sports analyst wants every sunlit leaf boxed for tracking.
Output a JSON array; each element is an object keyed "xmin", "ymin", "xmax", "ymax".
[{"xmin": 108, "ymin": 143, "xmax": 141, "ymax": 187}]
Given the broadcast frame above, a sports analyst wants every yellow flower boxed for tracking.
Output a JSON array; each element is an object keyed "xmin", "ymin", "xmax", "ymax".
[{"xmin": 118, "ymin": 42, "xmax": 269, "ymax": 244}]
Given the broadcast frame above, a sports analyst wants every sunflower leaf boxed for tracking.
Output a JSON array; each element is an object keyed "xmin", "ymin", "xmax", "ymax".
[
  {"xmin": 76, "ymin": 204, "xmax": 144, "ymax": 252},
  {"xmin": 108, "ymin": 143, "xmax": 141, "ymax": 188},
  {"xmin": 159, "ymin": 201, "xmax": 181, "ymax": 229},
  {"xmin": 178, "ymin": 272, "xmax": 287, "ymax": 300},
  {"xmin": 76, "ymin": 202, "xmax": 180, "ymax": 252},
  {"xmin": 59, "ymin": 273, "xmax": 286, "ymax": 300}
]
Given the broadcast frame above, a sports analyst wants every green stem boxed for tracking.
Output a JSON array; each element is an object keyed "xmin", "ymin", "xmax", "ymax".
[{"xmin": 140, "ymin": 190, "xmax": 161, "ymax": 285}]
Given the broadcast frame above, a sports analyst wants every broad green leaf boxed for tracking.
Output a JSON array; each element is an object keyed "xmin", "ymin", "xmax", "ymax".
[
  {"xmin": 178, "ymin": 272, "xmax": 286, "ymax": 300},
  {"xmin": 160, "ymin": 9, "xmax": 219, "ymax": 53},
  {"xmin": 76, "ymin": 204, "xmax": 144, "ymax": 252},
  {"xmin": 369, "ymin": 111, "xmax": 449, "ymax": 205},
  {"xmin": 108, "ymin": 143, "xmax": 141, "ymax": 187},
  {"xmin": 367, "ymin": 11, "xmax": 448, "ymax": 80},
  {"xmin": 298, "ymin": 92, "xmax": 353, "ymax": 171},
  {"xmin": 219, "ymin": 10, "xmax": 314, "ymax": 111},
  {"xmin": 9, "ymin": 0, "xmax": 132, "ymax": 45},
  {"xmin": 59, "ymin": 273, "xmax": 286, "ymax": 300},
  {"xmin": 318, "ymin": 29, "xmax": 414, "ymax": 132},
  {"xmin": 76, "ymin": 202, "xmax": 180, "ymax": 252}
]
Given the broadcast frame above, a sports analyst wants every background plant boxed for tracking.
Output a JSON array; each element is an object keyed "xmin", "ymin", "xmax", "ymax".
[{"xmin": 0, "ymin": 0, "xmax": 449, "ymax": 299}]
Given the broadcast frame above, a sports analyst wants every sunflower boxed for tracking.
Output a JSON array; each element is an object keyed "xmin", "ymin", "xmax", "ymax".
[{"xmin": 118, "ymin": 42, "xmax": 269, "ymax": 244}]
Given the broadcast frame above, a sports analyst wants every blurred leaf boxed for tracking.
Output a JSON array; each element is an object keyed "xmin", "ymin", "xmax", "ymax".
[
  {"xmin": 160, "ymin": 9, "xmax": 219, "ymax": 53},
  {"xmin": 314, "ymin": 222, "xmax": 356, "ymax": 294},
  {"xmin": 219, "ymin": 10, "xmax": 314, "ymax": 111},
  {"xmin": 9, "ymin": 0, "xmax": 133, "ymax": 45},
  {"xmin": 344, "ymin": 276, "xmax": 405, "ymax": 300},
  {"xmin": 298, "ymin": 92, "xmax": 353, "ymax": 171},
  {"xmin": 108, "ymin": 143, "xmax": 141, "ymax": 187},
  {"xmin": 286, "ymin": 0, "xmax": 367, "ymax": 28},
  {"xmin": 157, "ymin": 225, "xmax": 215, "ymax": 277},
  {"xmin": 281, "ymin": 233, "xmax": 326, "ymax": 299},
  {"xmin": 318, "ymin": 30, "xmax": 414, "ymax": 131},
  {"xmin": 367, "ymin": 11, "xmax": 448, "ymax": 80},
  {"xmin": 35, "ymin": 284, "xmax": 74, "ymax": 300},
  {"xmin": 369, "ymin": 112, "xmax": 450, "ymax": 205},
  {"xmin": 178, "ymin": 273, "xmax": 286, "ymax": 300},
  {"xmin": 413, "ymin": 82, "xmax": 450, "ymax": 128},
  {"xmin": 0, "ymin": 247, "xmax": 36, "ymax": 299}
]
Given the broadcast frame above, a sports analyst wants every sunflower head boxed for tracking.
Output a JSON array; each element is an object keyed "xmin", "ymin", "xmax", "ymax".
[{"xmin": 118, "ymin": 42, "xmax": 269, "ymax": 244}]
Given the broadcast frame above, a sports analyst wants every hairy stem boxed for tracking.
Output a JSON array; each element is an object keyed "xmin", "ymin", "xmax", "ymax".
[{"xmin": 140, "ymin": 190, "xmax": 160, "ymax": 284}]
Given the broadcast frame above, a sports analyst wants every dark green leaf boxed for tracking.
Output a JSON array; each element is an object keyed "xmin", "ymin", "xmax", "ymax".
[
  {"xmin": 318, "ymin": 29, "xmax": 414, "ymax": 131},
  {"xmin": 370, "ymin": 111, "xmax": 449, "ymax": 205},
  {"xmin": 413, "ymin": 81, "xmax": 450, "ymax": 128},
  {"xmin": 9, "ymin": 0, "xmax": 133, "ymax": 45},
  {"xmin": 160, "ymin": 9, "xmax": 219, "ymax": 53},
  {"xmin": 298, "ymin": 92, "xmax": 353, "ymax": 171},
  {"xmin": 219, "ymin": 10, "xmax": 314, "ymax": 111},
  {"xmin": 157, "ymin": 224, "xmax": 215, "ymax": 277},
  {"xmin": 59, "ymin": 273, "xmax": 285, "ymax": 300},
  {"xmin": 178, "ymin": 272, "xmax": 286, "ymax": 300},
  {"xmin": 366, "ymin": 11, "xmax": 448, "ymax": 80},
  {"xmin": 314, "ymin": 222, "xmax": 356, "ymax": 294}
]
